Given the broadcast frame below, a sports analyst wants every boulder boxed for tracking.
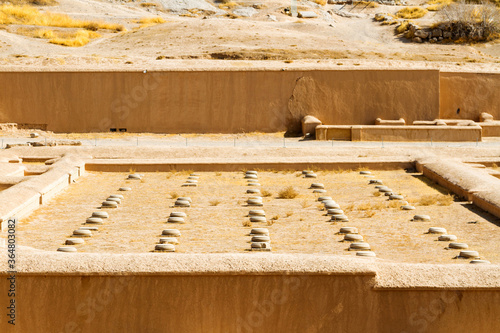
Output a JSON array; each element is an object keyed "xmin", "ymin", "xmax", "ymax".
[
  {"xmin": 414, "ymin": 29, "xmax": 429, "ymax": 39},
  {"xmin": 301, "ymin": 115, "xmax": 322, "ymax": 136},
  {"xmin": 267, "ymin": 14, "xmax": 277, "ymax": 21},
  {"xmin": 432, "ymin": 29, "xmax": 443, "ymax": 38},
  {"xmin": 412, "ymin": 37, "xmax": 423, "ymax": 43}
]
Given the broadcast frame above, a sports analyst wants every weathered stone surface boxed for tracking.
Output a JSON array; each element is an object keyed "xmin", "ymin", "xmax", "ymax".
[
  {"xmin": 432, "ymin": 29, "xmax": 443, "ymax": 38},
  {"xmin": 301, "ymin": 115, "xmax": 322, "ymax": 136},
  {"xmin": 414, "ymin": 29, "xmax": 429, "ymax": 39},
  {"xmin": 298, "ymin": 11, "xmax": 318, "ymax": 18},
  {"xmin": 233, "ymin": 7, "xmax": 258, "ymax": 17}
]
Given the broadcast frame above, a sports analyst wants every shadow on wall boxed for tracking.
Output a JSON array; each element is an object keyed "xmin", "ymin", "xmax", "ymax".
[{"xmin": 286, "ymin": 76, "xmax": 332, "ymax": 137}]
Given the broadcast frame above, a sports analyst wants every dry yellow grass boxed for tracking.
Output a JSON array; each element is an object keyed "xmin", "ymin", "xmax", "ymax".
[
  {"xmin": 396, "ymin": 20, "xmax": 411, "ymax": 34},
  {"xmin": 139, "ymin": 2, "xmax": 158, "ymax": 7},
  {"xmin": 0, "ymin": 4, "xmax": 124, "ymax": 31},
  {"xmin": 426, "ymin": 0, "xmax": 453, "ymax": 11},
  {"xmin": 313, "ymin": 0, "xmax": 327, "ymax": 5},
  {"xmin": 416, "ymin": 194, "xmax": 455, "ymax": 206},
  {"xmin": 355, "ymin": 1, "xmax": 379, "ymax": 8},
  {"xmin": 218, "ymin": 1, "xmax": 237, "ymax": 9},
  {"xmin": 42, "ymin": 29, "xmax": 100, "ymax": 46},
  {"xmin": 278, "ymin": 186, "xmax": 299, "ymax": 199},
  {"xmin": 261, "ymin": 189, "xmax": 272, "ymax": 197},
  {"xmin": 301, "ymin": 200, "xmax": 311, "ymax": 208},
  {"xmin": 209, "ymin": 199, "xmax": 221, "ymax": 206},
  {"xmin": 136, "ymin": 16, "xmax": 165, "ymax": 28},
  {"xmin": 396, "ymin": 7, "xmax": 428, "ymax": 19}
]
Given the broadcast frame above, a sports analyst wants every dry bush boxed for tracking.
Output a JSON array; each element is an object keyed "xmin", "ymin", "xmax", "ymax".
[
  {"xmin": 343, "ymin": 203, "xmax": 354, "ymax": 213},
  {"xmin": 314, "ymin": 0, "xmax": 327, "ymax": 5},
  {"xmin": 266, "ymin": 220, "xmax": 274, "ymax": 226},
  {"xmin": 278, "ymin": 186, "xmax": 299, "ymax": 199},
  {"xmin": 170, "ymin": 192, "xmax": 179, "ymax": 199},
  {"xmin": 396, "ymin": 20, "xmax": 412, "ymax": 33},
  {"xmin": 301, "ymin": 200, "xmax": 311, "ymax": 208},
  {"xmin": 364, "ymin": 210, "xmax": 376, "ymax": 218},
  {"xmin": 396, "ymin": 7, "xmax": 428, "ymax": 19},
  {"xmin": 285, "ymin": 211, "xmax": 294, "ymax": 217},
  {"xmin": 261, "ymin": 189, "xmax": 272, "ymax": 197},
  {"xmin": 271, "ymin": 215, "xmax": 280, "ymax": 220},
  {"xmin": 373, "ymin": 191, "xmax": 382, "ymax": 197},
  {"xmin": 215, "ymin": 172, "xmax": 222, "ymax": 176},
  {"xmin": 375, "ymin": 13, "xmax": 395, "ymax": 21},
  {"xmin": 242, "ymin": 220, "xmax": 252, "ymax": 227},
  {"xmin": 387, "ymin": 200, "xmax": 402, "ymax": 208},
  {"xmin": 439, "ymin": 1, "xmax": 500, "ymax": 40},
  {"xmin": 209, "ymin": 199, "xmax": 221, "ymax": 206},
  {"xmin": 140, "ymin": 2, "xmax": 158, "ymax": 7}
]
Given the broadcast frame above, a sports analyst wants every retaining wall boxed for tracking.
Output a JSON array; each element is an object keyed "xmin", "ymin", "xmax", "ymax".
[
  {"xmin": 0, "ymin": 267, "xmax": 499, "ymax": 332},
  {"xmin": 0, "ymin": 70, "xmax": 440, "ymax": 133},
  {"xmin": 0, "ymin": 70, "xmax": 498, "ymax": 134}
]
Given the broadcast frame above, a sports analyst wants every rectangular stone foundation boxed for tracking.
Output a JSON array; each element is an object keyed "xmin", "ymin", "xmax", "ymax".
[{"xmin": 316, "ymin": 125, "xmax": 482, "ymax": 142}]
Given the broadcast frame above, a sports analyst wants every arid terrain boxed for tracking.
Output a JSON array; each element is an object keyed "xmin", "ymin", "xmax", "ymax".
[{"xmin": 0, "ymin": 0, "xmax": 498, "ymax": 71}]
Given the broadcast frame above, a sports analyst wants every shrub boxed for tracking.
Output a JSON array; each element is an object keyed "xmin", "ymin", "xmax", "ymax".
[
  {"xmin": 396, "ymin": 20, "xmax": 412, "ymax": 33},
  {"xmin": 438, "ymin": 1, "xmax": 500, "ymax": 41},
  {"xmin": 278, "ymin": 186, "xmax": 299, "ymax": 199},
  {"xmin": 261, "ymin": 189, "xmax": 272, "ymax": 197}
]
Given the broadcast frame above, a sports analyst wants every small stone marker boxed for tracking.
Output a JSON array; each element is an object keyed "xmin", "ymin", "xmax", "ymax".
[
  {"xmin": 155, "ymin": 244, "xmax": 176, "ymax": 252},
  {"xmin": 57, "ymin": 246, "xmax": 77, "ymax": 252},
  {"xmin": 162, "ymin": 229, "xmax": 181, "ymax": 237}
]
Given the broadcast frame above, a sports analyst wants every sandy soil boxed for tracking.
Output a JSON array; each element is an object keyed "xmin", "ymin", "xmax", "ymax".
[
  {"xmin": 0, "ymin": 0, "xmax": 498, "ymax": 71},
  {"xmin": 15, "ymin": 169, "xmax": 500, "ymax": 264}
]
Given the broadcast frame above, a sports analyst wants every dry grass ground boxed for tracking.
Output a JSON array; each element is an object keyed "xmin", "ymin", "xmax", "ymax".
[{"xmin": 16, "ymin": 169, "xmax": 500, "ymax": 264}]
